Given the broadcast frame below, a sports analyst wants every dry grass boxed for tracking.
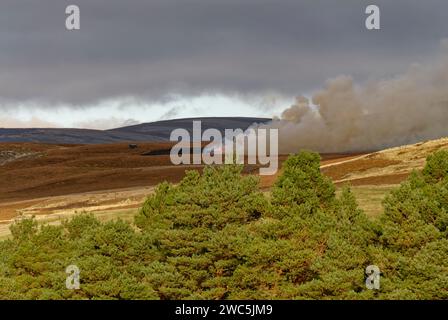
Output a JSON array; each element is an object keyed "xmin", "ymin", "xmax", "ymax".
[
  {"xmin": 322, "ymin": 158, "xmax": 402, "ymax": 181},
  {"xmin": 337, "ymin": 185, "xmax": 398, "ymax": 218},
  {"xmin": 0, "ymin": 186, "xmax": 149, "ymax": 239},
  {"xmin": 322, "ymin": 137, "xmax": 448, "ymax": 185},
  {"xmin": 2, "ymin": 137, "xmax": 448, "ymax": 238}
]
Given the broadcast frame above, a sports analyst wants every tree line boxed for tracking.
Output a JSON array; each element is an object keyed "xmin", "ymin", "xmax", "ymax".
[{"xmin": 0, "ymin": 150, "xmax": 447, "ymax": 299}]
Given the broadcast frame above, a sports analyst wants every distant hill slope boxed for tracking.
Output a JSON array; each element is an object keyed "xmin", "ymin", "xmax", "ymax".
[
  {"xmin": 0, "ymin": 117, "xmax": 271, "ymax": 144},
  {"xmin": 320, "ymin": 137, "xmax": 448, "ymax": 186}
]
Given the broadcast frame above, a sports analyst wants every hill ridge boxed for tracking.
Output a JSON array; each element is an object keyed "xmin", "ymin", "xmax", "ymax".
[{"xmin": 0, "ymin": 117, "xmax": 271, "ymax": 144}]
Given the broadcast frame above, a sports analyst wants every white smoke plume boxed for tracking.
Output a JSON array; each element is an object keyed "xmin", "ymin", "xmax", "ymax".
[{"xmin": 263, "ymin": 44, "xmax": 448, "ymax": 153}]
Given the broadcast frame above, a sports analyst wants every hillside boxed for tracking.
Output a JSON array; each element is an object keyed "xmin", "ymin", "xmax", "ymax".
[
  {"xmin": 0, "ymin": 117, "xmax": 271, "ymax": 144},
  {"xmin": 321, "ymin": 137, "xmax": 448, "ymax": 185},
  {"xmin": 1, "ymin": 136, "xmax": 448, "ymax": 238}
]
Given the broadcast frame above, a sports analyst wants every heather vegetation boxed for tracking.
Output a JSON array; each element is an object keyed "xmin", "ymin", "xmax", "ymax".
[{"xmin": 0, "ymin": 150, "xmax": 447, "ymax": 300}]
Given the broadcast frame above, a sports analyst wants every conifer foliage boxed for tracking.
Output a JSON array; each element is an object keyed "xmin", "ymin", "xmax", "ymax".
[{"xmin": 0, "ymin": 150, "xmax": 447, "ymax": 299}]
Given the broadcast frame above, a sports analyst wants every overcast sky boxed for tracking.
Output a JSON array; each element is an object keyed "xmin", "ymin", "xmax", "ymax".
[{"xmin": 1, "ymin": 0, "xmax": 447, "ymax": 128}]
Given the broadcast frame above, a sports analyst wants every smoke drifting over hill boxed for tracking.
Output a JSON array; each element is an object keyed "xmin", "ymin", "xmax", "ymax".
[{"xmin": 264, "ymin": 46, "xmax": 448, "ymax": 153}]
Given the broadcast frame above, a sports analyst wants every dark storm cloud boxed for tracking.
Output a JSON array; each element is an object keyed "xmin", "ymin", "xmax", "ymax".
[{"xmin": 1, "ymin": 0, "xmax": 448, "ymax": 105}]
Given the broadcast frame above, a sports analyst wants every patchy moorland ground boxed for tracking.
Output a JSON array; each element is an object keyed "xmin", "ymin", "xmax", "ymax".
[{"xmin": 1, "ymin": 137, "xmax": 448, "ymax": 238}]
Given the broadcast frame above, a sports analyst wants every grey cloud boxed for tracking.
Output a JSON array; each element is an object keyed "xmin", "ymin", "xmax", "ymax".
[{"xmin": 0, "ymin": 0, "xmax": 448, "ymax": 106}]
